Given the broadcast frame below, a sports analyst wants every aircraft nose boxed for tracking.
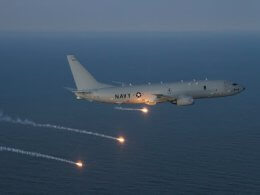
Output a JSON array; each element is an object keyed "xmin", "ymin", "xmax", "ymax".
[
  {"xmin": 239, "ymin": 85, "xmax": 246, "ymax": 92},
  {"xmin": 231, "ymin": 83, "xmax": 245, "ymax": 93}
]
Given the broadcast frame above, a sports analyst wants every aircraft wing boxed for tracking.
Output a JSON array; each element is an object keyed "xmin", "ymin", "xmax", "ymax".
[
  {"xmin": 153, "ymin": 94, "xmax": 176, "ymax": 102},
  {"xmin": 154, "ymin": 94, "xmax": 194, "ymax": 105}
]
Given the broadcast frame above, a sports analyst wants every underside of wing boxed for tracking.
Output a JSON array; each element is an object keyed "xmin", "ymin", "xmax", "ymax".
[
  {"xmin": 154, "ymin": 94, "xmax": 194, "ymax": 106},
  {"xmin": 153, "ymin": 94, "xmax": 176, "ymax": 102}
]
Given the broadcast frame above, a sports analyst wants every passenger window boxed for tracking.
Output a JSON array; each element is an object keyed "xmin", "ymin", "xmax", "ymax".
[{"xmin": 204, "ymin": 85, "xmax": 206, "ymax": 90}]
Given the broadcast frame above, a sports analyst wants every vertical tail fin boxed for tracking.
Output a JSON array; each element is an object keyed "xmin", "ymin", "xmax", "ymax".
[{"xmin": 67, "ymin": 55, "xmax": 111, "ymax": 90}]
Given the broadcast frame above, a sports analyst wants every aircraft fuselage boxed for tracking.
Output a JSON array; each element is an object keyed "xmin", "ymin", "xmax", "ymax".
[
  {"xmin": 67, "ymin": 55, "xmax": 245, "ymax": 106},
  {"xmin": 74, "ymin": 80, "xmax": 245, "ymax": 106}
]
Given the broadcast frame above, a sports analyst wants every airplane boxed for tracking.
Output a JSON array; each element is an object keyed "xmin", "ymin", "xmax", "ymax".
[{"xmin": 67, "ymin": 55, "xmax": 245, "ymax": 106}]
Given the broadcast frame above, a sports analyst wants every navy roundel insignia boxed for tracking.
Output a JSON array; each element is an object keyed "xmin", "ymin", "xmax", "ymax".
[{"xmin": 136, "ymin": 92, "xmax": 142, "ymax": 98}]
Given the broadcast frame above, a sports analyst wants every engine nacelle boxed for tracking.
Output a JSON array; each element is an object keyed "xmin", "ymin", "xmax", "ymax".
[{"xmin": 176, "ymin": 97, "xmax": 194, "ymax": 106}]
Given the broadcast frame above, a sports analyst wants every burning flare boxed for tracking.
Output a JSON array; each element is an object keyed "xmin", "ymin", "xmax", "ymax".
[
  {"xmin": 0, "ymin": 145, "xmax": 82, "ymax": 168},
  {"xmin": 117, "ymin": 136, "xmax": 125, "ymax": 144},
  {"xmin": 76, "ymin": 161, "xmax": 83, "ymax": 167},
  {"xmin": 0, "ymin": 112, "xmax": 120, "ymax": 142},
  {"xmin": 141, "ymin": 107, "xmax": 148, "ymax": 113},
  {"xmin": 114, "ymin": 106, "xmax": 149, "ymax": 114}
]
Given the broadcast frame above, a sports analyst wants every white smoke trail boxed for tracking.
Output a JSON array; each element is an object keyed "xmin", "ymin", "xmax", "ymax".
[
  {"xmin": 0, "ymin": 112, "xmax": 119, "ymax": 141},
  {"xmin": 0, "ymin": 146, "xmax": 81, "ymax": 167},
  {"xmin": 115, "ymin": 106, "xmax": 148, "ymax": 113},
  {"xmin": 115, "ymin": 106, "xmax": 138, "ymax": 111}
]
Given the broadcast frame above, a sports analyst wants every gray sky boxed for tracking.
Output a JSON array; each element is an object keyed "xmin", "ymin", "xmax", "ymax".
[{"xmin": 0, "ymin": 0, "xmax": 259, "ymax": 32}]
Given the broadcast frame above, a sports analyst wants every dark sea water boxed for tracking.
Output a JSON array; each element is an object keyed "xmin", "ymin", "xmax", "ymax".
[{"xmin": 0, "ymin": 32, "xmax": 259, "ymax": 194}]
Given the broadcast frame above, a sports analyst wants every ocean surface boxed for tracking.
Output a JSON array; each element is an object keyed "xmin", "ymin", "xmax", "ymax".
[{"xmin": 0, "ymin": 32, "xmax": 259, "ymax": 194}]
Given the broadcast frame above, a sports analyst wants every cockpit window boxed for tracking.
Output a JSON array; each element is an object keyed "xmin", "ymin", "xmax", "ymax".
[{"xmin": 232, "ymin": 83, "xmax": 238, "ymax": 86}]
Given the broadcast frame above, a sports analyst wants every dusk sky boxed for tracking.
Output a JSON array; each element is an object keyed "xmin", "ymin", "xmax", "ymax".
[{"xmin": 0, "ymin": 0, "xmax": 260, "ymax": 32}]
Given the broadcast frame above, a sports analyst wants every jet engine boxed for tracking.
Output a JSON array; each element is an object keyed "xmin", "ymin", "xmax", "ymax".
[{"xmin": 176, "ymin": 97, "xmax": 194, "ymax": 106}]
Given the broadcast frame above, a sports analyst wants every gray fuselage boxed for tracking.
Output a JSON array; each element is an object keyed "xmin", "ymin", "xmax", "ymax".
[
  {"xmin": 75, "ymin": 80, "xmax": 245, "ymax": 106},
  {"xmin": 67, "ymin": 55, "xmax": 245, "ymax": 106}
]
